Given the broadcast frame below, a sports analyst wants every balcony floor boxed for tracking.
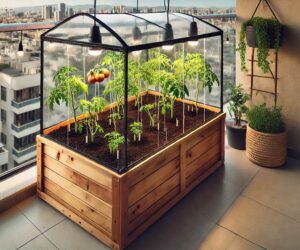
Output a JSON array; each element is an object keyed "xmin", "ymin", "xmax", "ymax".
[{"xmin": 1, "ymin": 146, "xmax": 300, "ymax": 250}]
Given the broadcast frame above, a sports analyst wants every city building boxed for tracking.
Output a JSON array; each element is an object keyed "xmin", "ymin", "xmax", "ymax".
[
  {"xmin": 0, "ymin": 53, "xmax": 40, "ymax": 174},
  {"xmin": 58, "ymin": 3, "xmax": 66, "ymax": 20},
  {"xmin": 42, "ymin": 5, "xmax": 52, "ymax": 20}
]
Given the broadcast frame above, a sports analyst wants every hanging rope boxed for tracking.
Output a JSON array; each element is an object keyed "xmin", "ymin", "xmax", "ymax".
[{"xmin": 251, "ymin": 0, "xmax": 279, "ymax": 21}]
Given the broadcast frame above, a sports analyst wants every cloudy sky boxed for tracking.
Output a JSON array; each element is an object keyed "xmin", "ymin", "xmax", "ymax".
[{"xmin": 0, "ymin": 0, "xmax": 235, "ymax": 8}]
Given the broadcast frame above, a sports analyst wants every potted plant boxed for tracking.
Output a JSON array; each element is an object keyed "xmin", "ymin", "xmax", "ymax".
[
  {"xmin": 238, "ymin": 17, "xmax": 282, "ymax": 73},
  {"xmin": 226, "ymin": 84, "xmax": 249, "ymax": 150},
  {"xmin": 246, "ymin": 104, "xmax": 287, "ymax": 167}
]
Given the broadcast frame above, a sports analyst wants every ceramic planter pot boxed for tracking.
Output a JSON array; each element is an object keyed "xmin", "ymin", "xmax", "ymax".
[{"xmin": 226, "ymin": 119, "xmax": 247, "ymax": 150}]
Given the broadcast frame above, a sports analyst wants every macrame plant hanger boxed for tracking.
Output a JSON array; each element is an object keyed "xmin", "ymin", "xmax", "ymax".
[{"xmin": 249, "ymin": 0, "xmax": 280, "ymax": 105}]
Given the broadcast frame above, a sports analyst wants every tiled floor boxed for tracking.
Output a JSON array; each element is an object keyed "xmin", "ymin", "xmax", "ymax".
[{"xmin": 1, "ymin": 147, "xmax": 300, "ymax": 250}]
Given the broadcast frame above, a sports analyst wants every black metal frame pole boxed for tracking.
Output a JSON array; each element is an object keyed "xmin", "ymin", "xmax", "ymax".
[
  {"xmin": 220, "ymin": 32, "xmax": 224, "ymax": 112},
  {"xmin": 123, "ymin": 51, "xmax": 129, "ymax": 173},
  {"xmin": 40, "ymin": 38, "xmax": 44, "ymax": 134}
]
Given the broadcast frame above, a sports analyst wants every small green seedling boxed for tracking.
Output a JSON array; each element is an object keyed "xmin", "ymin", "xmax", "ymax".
[
  {"xmin": 79, "ymin": 97, "xmax": 107, "ymax": 143},
  {"xmin": 104, "ymin": 132, "xmax": 125, "ymax": 159},
  {"xmin": 108, "ymin": 112, "xmax": 122, "ymax": 131},
  {"xmin": 140, "ymin": 104, "xmax": 155, "ymax": 129},
  {"xmin": 130, "ymin": 122, "xmax": 143, "ymax": 142}
]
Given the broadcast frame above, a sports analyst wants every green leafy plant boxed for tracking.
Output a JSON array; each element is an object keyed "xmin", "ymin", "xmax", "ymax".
[
  {"xmin": 246, "ymin": 104, "xmax": 285, "ymax": 133},
  {"xmin": 238, "ymin": 17, "xmax": 282, "ymax": 73},
  {"xmin": 48, "ymin": 66, "xmax": 88, "ymax": 133},
  {"xmin": 109, "ymin": 112, "xmax": 122, "ymax": 132},
  {"xmin": 104, "ymin": 132, "xmax": 125, "ymax": 156},
  {"xmin": 140, "ymin": 104, "xmax": 155, "ymax": 128},
  {"xmin": 228, "ymin": 84, "xmax": 249, "ymax": 127},
  {"xmin": 130, "ymin": 122, "xmax": 143, "ymax": 141},
  {"xmin": 79, "ymin": 97, "xmax": 107, "ymax": 143}
]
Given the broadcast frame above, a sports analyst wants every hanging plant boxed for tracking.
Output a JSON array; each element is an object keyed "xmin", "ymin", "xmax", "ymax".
[{"xmin": 237, "ymin": 17, "xmax": 282, "ymax": 73}]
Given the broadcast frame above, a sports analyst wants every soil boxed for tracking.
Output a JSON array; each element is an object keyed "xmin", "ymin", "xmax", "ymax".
[{"xmin": 46, "ymin": 94, "xmax": 218, "ymax": 173}]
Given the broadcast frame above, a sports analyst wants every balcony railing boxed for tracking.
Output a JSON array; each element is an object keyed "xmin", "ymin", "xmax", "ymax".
[
  {"xmin": 11, "ymin": 119, "xmax": 40, "ymax": 133},
  {"xmin": 11, "ymin": 96, "xmax": 40, "ymax": 109},
  {"xmin": 12, "ymin": 144, "xmax": 36, "ymax": 158}
]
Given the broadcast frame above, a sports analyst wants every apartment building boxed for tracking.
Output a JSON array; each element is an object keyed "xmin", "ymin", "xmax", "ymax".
[{"xmin": 0, "ymin": 57, "xmax": 40, "ymax": 174}]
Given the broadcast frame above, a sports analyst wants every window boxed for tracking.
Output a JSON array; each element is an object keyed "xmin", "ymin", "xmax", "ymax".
[
  {"xmin": 1, "ymin": 164, "xmax": 8, "ymax": 173},
  {"xmin": 1, "ymin": 109, "xmax": 6, "ymax": 122},
  {"xmin": 1, "ymin": 86, "xmax": 7, "ymax": 101},
  {"xmin": 14, "ymin": 109, "xmax": 40, "ymax": 126},
  {"xmin": 1, "ymin": 132, "xmax": 7, "ymax": 145},
  {"xmin": 14, "ymin": 86, "xmax": 40, "ymax": 102},
  {"xmin": 14, "ymin": 132, "xmax": 38, "ymax": 150}
]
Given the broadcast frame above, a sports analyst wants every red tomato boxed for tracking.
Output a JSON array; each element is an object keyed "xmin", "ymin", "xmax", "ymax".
[
  {"xmin": 88, "ymin": 75, "xmax": 96, "ymax": 84},
  {"xmin": 95, "ymin": 73, "xmax": 105, "ymax": 82},
  {"xmin": 102, "ymin": 69, "xmax": 110, "ymax": 78}
]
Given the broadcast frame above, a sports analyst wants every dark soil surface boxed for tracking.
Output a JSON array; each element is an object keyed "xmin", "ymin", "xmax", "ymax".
[{"xmin": 46, "ymin": 94, "xmax": 217, "ymax": 173}]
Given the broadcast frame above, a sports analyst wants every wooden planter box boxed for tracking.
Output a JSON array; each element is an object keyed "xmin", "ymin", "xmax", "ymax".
[{"xmin": 37, "ymin": 112, "xmax": 225, "ymax": 250}]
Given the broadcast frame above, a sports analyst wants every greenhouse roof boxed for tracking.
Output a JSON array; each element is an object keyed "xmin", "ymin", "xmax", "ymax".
[{"xmin": 42, "ymin": 12, "xmax": 222, "ymax": 51}]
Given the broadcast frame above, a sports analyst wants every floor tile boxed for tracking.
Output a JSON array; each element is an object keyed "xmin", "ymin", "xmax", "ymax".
[
  {"xmin": 219, "ymin": 196, "xmax": 300, "ymax": 250},
  {"xmin": 18, "ymin": 234, "xmax": 57, "ymax": 250},
  {"xmin": 219, "ymin": 147, "xmax": 259, "ymax": 189},
  {"xmin": 16, "ymin": 196, "xmax": 66, "ymax": 232},
  {"xmin": 0, "ymin": 206, "xmax": 40, "ymax": 250},
  {"xmin": 128, "ymin": 197, "xmax": 215, "ymax": 250},
  {"xmin": 183, "ymin": 170, "xmax": 243, "ymax": 223},
  {"xmin": 198, "ymin": 225, "xmax": 264, "ymax": 250},
  {"xmin": 243, "ymin": 157, "xmax": 300, "ymax": 222},
  {"xmin": 44, "ymin": 219, "xmax": 110, "ymax": 250}
]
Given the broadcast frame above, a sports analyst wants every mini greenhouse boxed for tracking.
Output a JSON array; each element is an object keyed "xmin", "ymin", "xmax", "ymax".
[{"xmin": 37, "ymin": 12, "xmax": 225, "ymax": 249}]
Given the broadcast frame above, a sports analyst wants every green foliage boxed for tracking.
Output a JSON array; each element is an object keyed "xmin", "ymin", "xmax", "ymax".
[
  {"xmin": 109, "ymin": 112, "xmax": 122, "ymax": 132},
  {"xmin": 79, "ymin": 97, "xmax": 107, "ymax": 142},
  {"xmin": 130, "ymin": 122, "xmax": 143, "ymax": 138},
  {"xmin": 140, "ymin": 104, "xmax": 155, "ymax": 128},
  {"xmin": 48, "ymin": 66, "xmax": 88, "ymax": 133},
  {"xmin": 238, "ymin": 17, "xmax": 282, "ymax": 73},
  {"xmin": 104, "ymin": 132, "xmax": 125, "ymax": 155},
  {"xmin": 246, "ymin": 104, "xmax": 285, "ymax": 133},
  {"xmin": 228, "ymin": 84, "xmax": 249, "ymax": 126}
]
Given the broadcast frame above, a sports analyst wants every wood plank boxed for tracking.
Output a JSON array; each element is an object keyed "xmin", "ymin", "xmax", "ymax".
[
  {"xmin": 220, "ymin": 115, "xmax": 225, "ymax": 162},
  {"xmin": 127, "ymin": 144, "xmax": 180, "ymax": 187},
  {"xmin": 128, "ymin": 186, "xmax": 180, "ymax": 234},
  {"xmin": 44, "ymin": 167, "xmax": 112, "ymax": 218},
  {"xmin": 186, "ymin": 143, "xmax": 220, "ymax": 178},
  {"xmin": 44, "ymin": 154, "xmax": 112, "ymax": 204},
  {"xmin": 186, "ymin": 131, "xmax": 220, "ymax": 165},
  {"xmin": 44, "ymin": 178, "xmax": 112, "ymax": 235},
  {"xmin": 127, "ymin": 161, "xmax": 223, "ymax": 246},
  {"xmin": 119, "ymin": 176, "xmax": 129, "ymax": 249},
  {"xmin": 187, "ymin": 154, "xmax": 221, "ymax": 186},
  {"xmin": 112, "ymin": 177, "xmax": 121, "ymax": 245},
  {"xmin": 180, "ymin": 143, "xmax": 187, "ymax": 192},
  {"xmin": 183, "ymin": 121, "xmax": 220, "ymax": 151},
  {"xmin": 128, "ymin": 173, "xmax": 180, "ymax": 222},
  {"xmin": 128, "ymin": 157, "xmax": 180, "ymax": 206},
  {"xmin": 36, "ymin": 136, "xmax": 43, "ymax": 191},
  {"xmin": 41, "ymin": 139, "xmax": 113, "ymax": 188},
  {"xmin": 37, "ymin": 191, "xmax": 118, "ymax": 250}
]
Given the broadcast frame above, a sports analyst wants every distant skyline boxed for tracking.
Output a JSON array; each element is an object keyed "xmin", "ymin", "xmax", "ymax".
[{"xmin": 0, "ymin": 0, "xmax": 235, "ymax": 8}]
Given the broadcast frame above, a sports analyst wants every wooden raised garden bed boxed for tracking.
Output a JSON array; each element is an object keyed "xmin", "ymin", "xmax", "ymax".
[{"xmin": 37, "ymin": 99, "xmax": 225, "ymax": 249}]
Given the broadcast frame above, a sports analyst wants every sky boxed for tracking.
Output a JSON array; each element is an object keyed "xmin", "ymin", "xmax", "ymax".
[{"xmin": 0, "ymin": 0, "xmax": 235, "ymax": 8}]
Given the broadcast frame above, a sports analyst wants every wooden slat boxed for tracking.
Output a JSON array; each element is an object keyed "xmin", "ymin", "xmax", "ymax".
[
  {"xmin": 128, "ymin": 173, "xmax": 180, "ymax": 222},
  {"xmin": 128, "ymin": 157, "xmax": 180, "ymax": 206},
  {"xmin": 186, "ymin": 131, "xmax": 220, "ymax": 165},
  {"xmin": 44, "ymin": 178, "xmax": 112, "ymax": 235},
  {"xmin": 38, "ymin": 191, "xmax": 118, "ymax": 250},
  {"xmin": 127, "ymin": 144, "xmax": 180, "ymax": 187},
  {"xmin": 41, "ymin": 138, "xmax": 113, "ymax": 188},
  {"xmin": 36, "ymin": 136, "xmax": 43, "ymax": 191},
  {"xmin": 128, "ymin": 186, "xmax": 180, "ymax": 234},
  {"xmin": 184, "ymin": 121, "xmax": 220, "ymax": 151},
  {"xmin": 220, "ymin": 115, "xmax": 225, "ymax": 161},
  {"xmin": 112, "ymin": 177, "xmax": 121, "ymax": 245},
  {"xmin": 187, "ymin": 154, "xmax": 221, "ymax": 186},
  {"xmin": 44, "ymin": 154, "xmax": 112, "ymax": 204},
  {"xmin": 186, "ymin": 143, "xmax": 221, "ymax": 178},
  {"xmin": 119, "ymin": 176, "xmax": 129, "ymax": 249},
  {"xmin": 44, "ymin": 167, "xmax": 112, "ymax": 218},
  {"xmin": 180, "ymin": 143, "xmax": 187, "ymax": 192}
]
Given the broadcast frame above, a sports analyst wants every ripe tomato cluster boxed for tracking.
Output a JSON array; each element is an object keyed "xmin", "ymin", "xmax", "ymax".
[{"xmin": 87, "ymin": 68, "xmax": 110, "ymax": 84}]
